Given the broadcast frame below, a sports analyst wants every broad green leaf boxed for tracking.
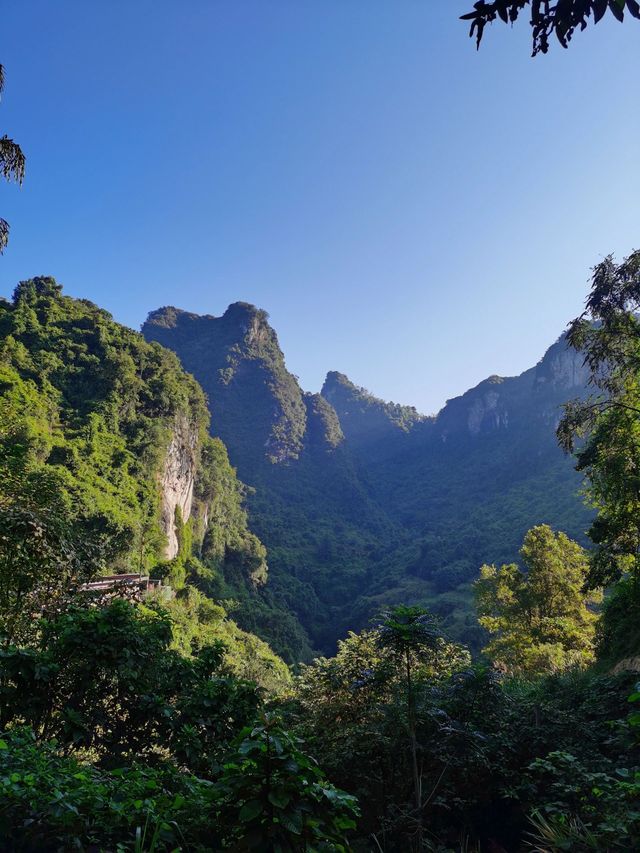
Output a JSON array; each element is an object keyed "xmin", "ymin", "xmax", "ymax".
[
  {"xmin": 239, "ymin": 799, "xmax": 263, "ymax": 822},
  {"xmin": 268, "ymin": 790, "xmax": 291, "ymax": 809}
]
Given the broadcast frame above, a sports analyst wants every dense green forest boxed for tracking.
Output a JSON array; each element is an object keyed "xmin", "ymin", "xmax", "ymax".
[
  {"xmin": 1, "ymin": 0, "xmax": 638, "ymax": 848},
  {"xmin": 0, "ymin": 278, "xmax": 300, "ymax": 674},
  {"xmin": 1, "ymin": 254, "xmax": 640, "ymax": 850},
  {"xmin": 143, "ymin": 298, "xmax": 593, "ymax": 659}
]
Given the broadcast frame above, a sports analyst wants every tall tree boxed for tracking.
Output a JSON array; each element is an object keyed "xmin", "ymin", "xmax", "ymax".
[
  {"xmin": 0, "ymin": 65, "xmax": 25, "ymax": 252},
  {"xmin": 557, "ymin": 249, "xmax": 640, "ymax": 588},
  {"xmin": 475, "ymin": 525, "xmax": 600, "ymax": 676},
  {"xmin": 376, "ymin": 606, "xmax": 441, "ymax": 852},
  {"xmin": 557, "ymin": 249, "xmax": 640, "ymax": 659},
  {"xmin": 295, "ymin": 613, "xmax": 470, "ymax": 848},
  {"xmin": 461, "ymin": 1, "xmax": 640, "ymax": 55}
]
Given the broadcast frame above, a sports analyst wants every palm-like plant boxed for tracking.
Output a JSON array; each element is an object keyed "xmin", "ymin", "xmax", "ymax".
[
  {"xmin": 527, "ymin": 809, "xmax": 600, "ymax": 852},
  {"xmin": 377, "ymin": 606, "xmax": 440, "ymax": 852}
]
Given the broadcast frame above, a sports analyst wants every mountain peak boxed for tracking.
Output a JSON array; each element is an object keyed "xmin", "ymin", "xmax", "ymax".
[
  {"xmin": 144, "ymin": 302, "xmax": 269, "ymax": 332},
  {"xmin": 13, "ymin": 276, "xmax": 63, "ymax": 304},
  {"xmin": 321, "ymin": 371, "xmax": 426, "ymax": 444},
  {"xmin": 222, "ymin": 301, "xmax": 264, "ymax": 320},
  {"xmin": 222, "ymin": 302, "xmax": 271, "ymax": 336},
  {"xmin": 322, "ymin": 371, "xmax": 357, "ymax": 393},
  {"xmin": 143, "ymin": 302, "xmax": 311, "ymax": 465},
  {"xmin": 144, "ymin": 305, "xmax": 191, "ymax": 329}
]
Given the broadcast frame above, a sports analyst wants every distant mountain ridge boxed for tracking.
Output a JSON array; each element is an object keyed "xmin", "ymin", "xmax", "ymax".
[
  {"xmin": 145, "ymin": 302, "xmax": 343, "ymax": 464},
  {"xmin": 322, "ymin": 331, "xmax": 590, "ymax": 446},
  {"xmin": 143, "ymin": 302, "xmax": 593, "ymax": 656},
  {"xmin": 321, "ymin": 371, "xmax": 429, "ymax": 445}
]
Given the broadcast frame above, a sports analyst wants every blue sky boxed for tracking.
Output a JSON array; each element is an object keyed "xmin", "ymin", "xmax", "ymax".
[{"xmin": 1, "ymin": 1, "xmax": 638, "ymax": 413}]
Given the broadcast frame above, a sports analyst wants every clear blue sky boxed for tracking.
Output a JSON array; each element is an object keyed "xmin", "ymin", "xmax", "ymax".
[{"xmin": 1, "ymin": 1, "xmax": 638, "ymax": 414}]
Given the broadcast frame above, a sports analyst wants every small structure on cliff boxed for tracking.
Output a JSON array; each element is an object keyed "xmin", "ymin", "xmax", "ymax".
[{"xmin": 79, "ymin": 574, "xmax": 169, "ymax": 604}]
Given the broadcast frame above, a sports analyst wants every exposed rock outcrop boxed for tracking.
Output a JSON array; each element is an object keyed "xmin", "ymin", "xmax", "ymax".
[
  {"xmin": 160, "ymin": 416, "xmax": 199, "ymax": 559},
  {"xmin": 434, "ymin": 334, "xmax": 590, "ymax": 440},
  {"xmin": 535, "ymin": 335, "xmax": 591, "ymax": 391}
]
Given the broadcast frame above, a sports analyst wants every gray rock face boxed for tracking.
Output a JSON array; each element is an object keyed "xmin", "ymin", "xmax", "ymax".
[
  {"xmin": 465, "ymin": 384, "xmax": 505, "ymax": 436},
  {"xmin": 534, "ymin": 337, "xmax": 590, "ymax": 391},
  {"xmin": 431, "ymin": 335, "xmax": 590, "ymax": 440},
  {"xmin": 160, "ymin": 415, "xmax": 198, "ymax": 558}
]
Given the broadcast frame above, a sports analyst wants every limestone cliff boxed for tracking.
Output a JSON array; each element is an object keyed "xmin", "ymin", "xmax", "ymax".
[
  {"xmin": 435, "ymin": 334, "xmax": 590, "ymax": 440},
  {"xmin": 160, "ymin": 415, "xmax": 199, "ymax": 559},
  {"xmin": 534, "ymin": 334, "xmax": 591, "ymax": 393}
]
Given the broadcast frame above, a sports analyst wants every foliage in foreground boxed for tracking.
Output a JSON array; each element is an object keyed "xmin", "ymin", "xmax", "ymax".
[
  {"xmin": 0, "ymin": 572, "xmax": 639, "ymax": 851},
  {"xmin": 0, "ymin": 62, "xmax": 25, "ymax": 251},
  {"xmin": 0, "ymin": 727, "xmax": 218, "ymax": 852},
  {"xmin": 558, "ymin": 249, "xmax": 640, "ymax": 665},
  {"xmin": 215, "ymin": 715, "xmax": 358, "ymax": 852},
  {"xmin": 0, "ymin": 600, "xmax": 260, "ymax": 772},
  {"xmin": 293, "ymin": 615, "xmax": 640, "ymax": 851},
  {"xmin": 0, "ymin": 718, "xmax": 358, "ymax": 853},
  {"xmin": 0, "ymin": 601, "xmax": 357, "ymax": 852},
  {"xmin": 461, "ymin": 0, "xmax": 640, "ymax": 56}
]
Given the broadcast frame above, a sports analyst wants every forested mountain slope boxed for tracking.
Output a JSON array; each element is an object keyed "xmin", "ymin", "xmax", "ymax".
[
  {"xmin": 143, "ymin": 303, "xmax": 402, "ymax": 655},
  {"xmin": 0, "ymin": 278, "xmax": 295, "ymax": 677},
  {"xmin": 144, "ymin": 303, "xmax": 593, "ymax": 656},
  {"xmin": 2, "ymin": 282, "xmax": 635, "ymax": 853}
]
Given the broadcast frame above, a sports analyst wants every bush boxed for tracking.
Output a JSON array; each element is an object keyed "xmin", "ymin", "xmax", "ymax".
[{"xmin": 0, "ymin": 727, "xmax": 220, "ymax": 851}]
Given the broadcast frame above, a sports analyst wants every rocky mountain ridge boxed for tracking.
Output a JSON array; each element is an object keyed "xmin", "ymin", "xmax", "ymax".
[
  {"xmin": 322, "ymin": 331, "xmax": 590, "ymax": 447},
  {"xmin": 143, "ymin": 300, "xmax": 593, "ymax": 656},
  {"xmin": 145, "ymin": 303, "xmax": 311, "ymax": 465}
]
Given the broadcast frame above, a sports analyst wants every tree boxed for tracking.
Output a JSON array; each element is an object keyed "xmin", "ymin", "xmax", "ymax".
[
  {"xmin": 475, "ymin": 525, "xmax": 600, "ymax": 676},
  {"xmin": 294, "ymin": 614, "xmax": 472, "ymax": 848},
  {"xmin": 558, "ymin": 250, "xmax": 640, "ymax": 589},
  {"xmin": 0, "ymin": 65, "xmax": 25, "ymax": 252},
  {"xmin": 557, "ymin": 249, "xmax": 640, "ymax": 660},
  {"xmin": 215, "ymin": 712, "xmax": 359, "ymax": 852},
  {"xmin": 461, "ymin": 1, "xmax": 640, "ymax": 56},
  {"xmin": 0, "ymin": 599, "xmax": 260, "ymax": 768},
  {"xmin": 0, "ymin": 467, "xmax": 105, "ymax": 646},
  {"xmin": 376, "ymin": 606, "xmax": 444, "ymax": 852}
]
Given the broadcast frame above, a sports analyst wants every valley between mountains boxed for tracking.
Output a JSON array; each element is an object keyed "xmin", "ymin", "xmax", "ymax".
[
  {"xmin": 142, "ymin": 300, "xmax": 592, "ymax": 662},
  {"xmin": 0, "ymin": 278, "xmax": 593, "ymax": 666},
  {"xmin": 4, "ymin": 274, "xmax": 639, "ymax": 851}
]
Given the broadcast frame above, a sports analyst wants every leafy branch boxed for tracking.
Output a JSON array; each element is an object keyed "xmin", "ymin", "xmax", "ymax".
[
  {"xmin": 461, "ymin": 1, "xmax": 640, "ymax": 55},
  {"xmin": 0, "ymin": 64, "xmax": 25, "ymax": 252}
]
